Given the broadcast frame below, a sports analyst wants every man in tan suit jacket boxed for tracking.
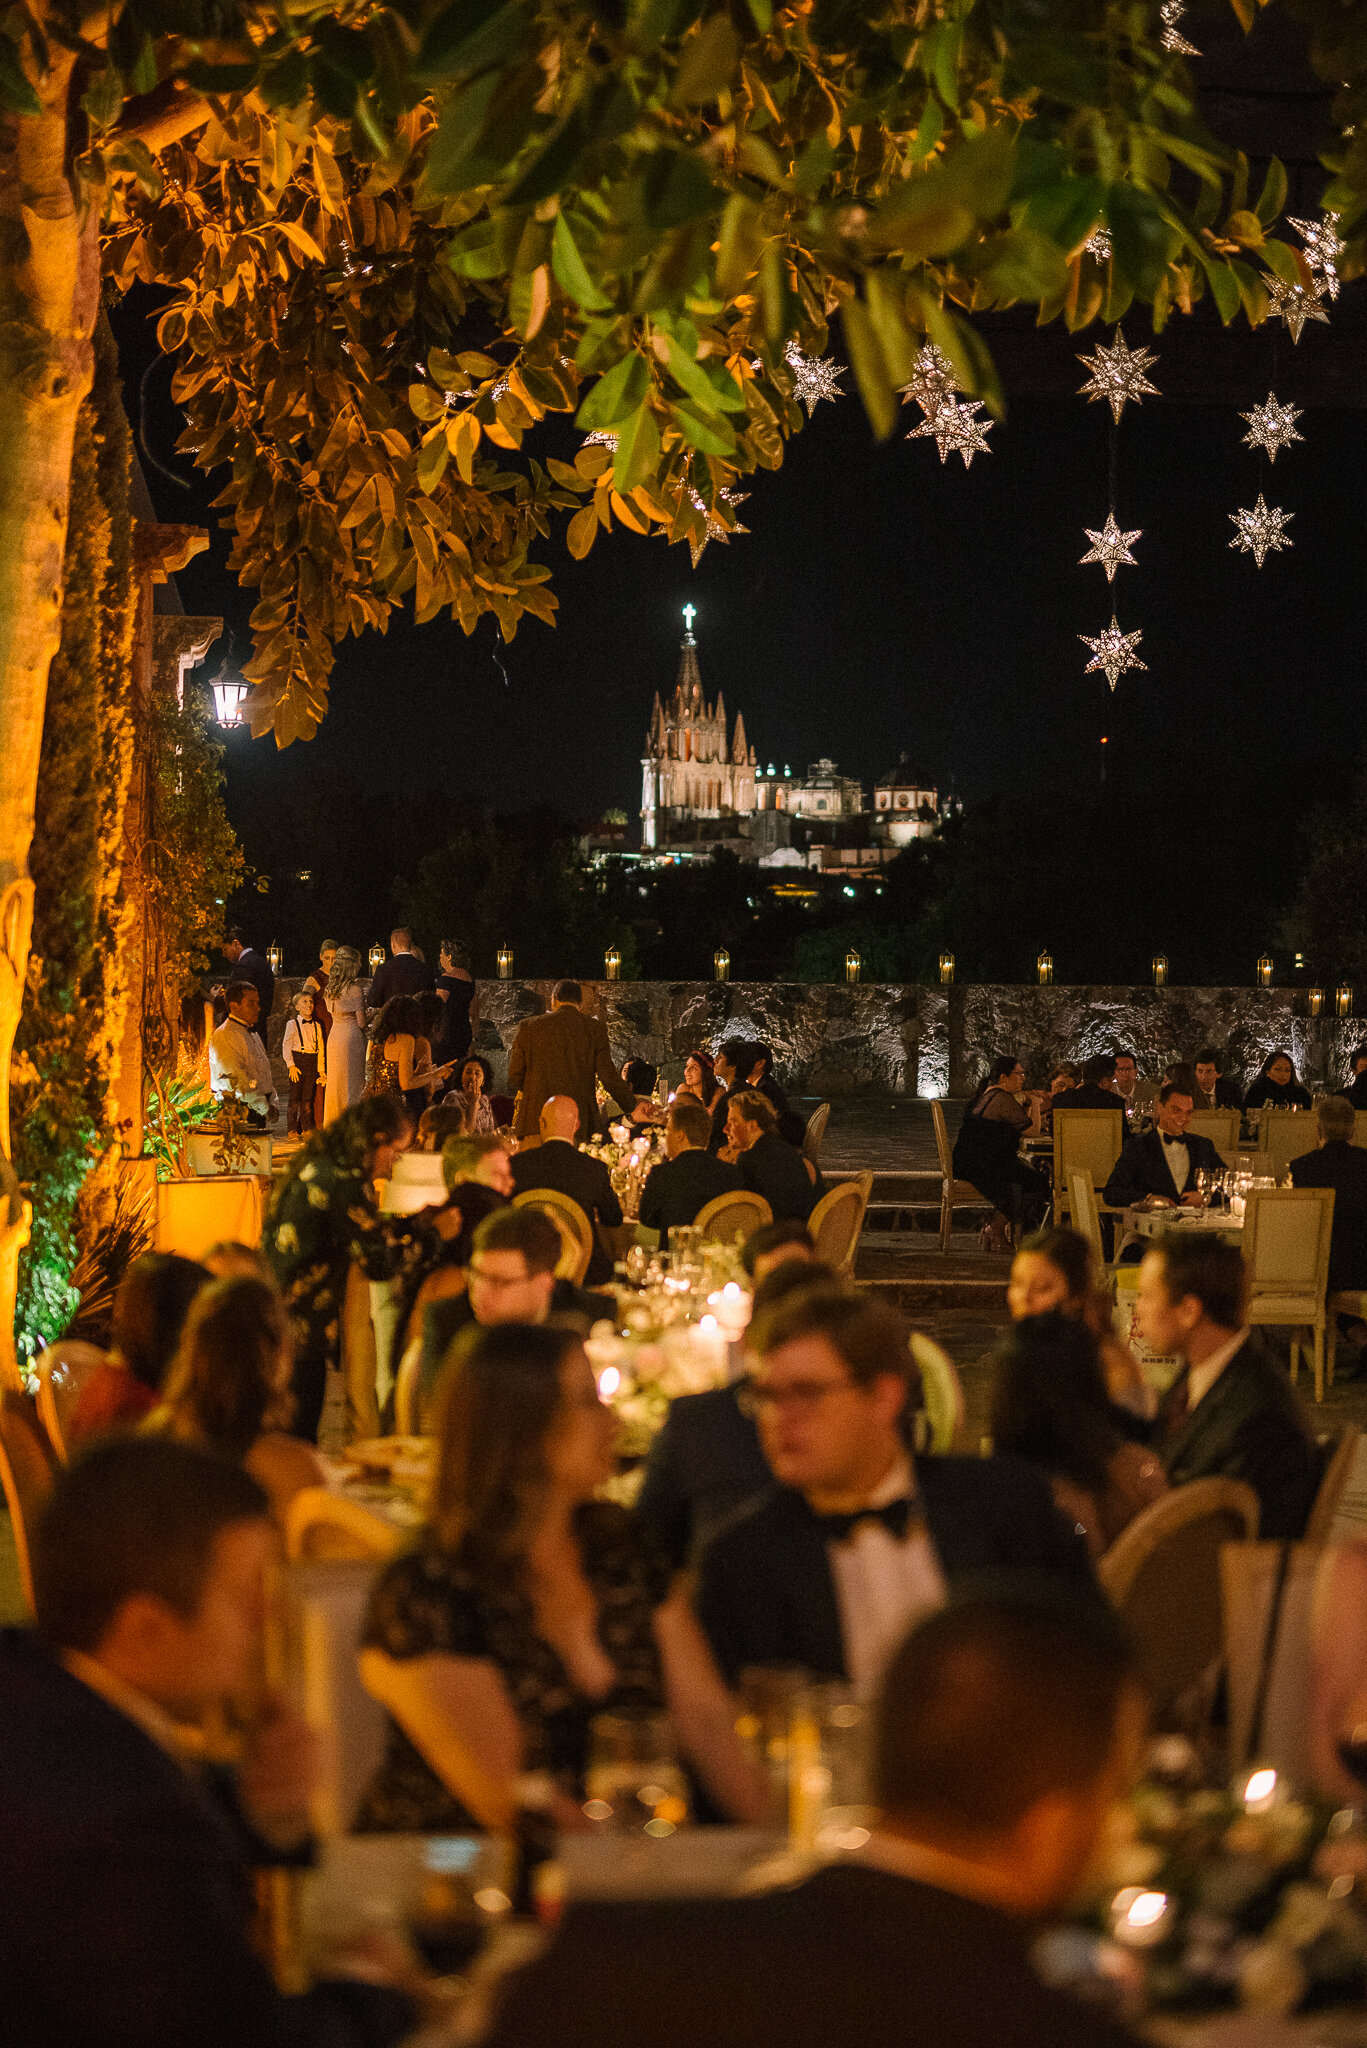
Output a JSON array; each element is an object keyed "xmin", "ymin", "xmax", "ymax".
[{"xmin": 507, "ymin": 980, "xmax": 641, "ymax": 1140}]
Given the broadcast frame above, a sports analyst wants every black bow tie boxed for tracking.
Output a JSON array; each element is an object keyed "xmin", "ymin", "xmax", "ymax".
[{"xmin": 814, "ymin": 1498, "xmax": 920, "ymax": 1544}]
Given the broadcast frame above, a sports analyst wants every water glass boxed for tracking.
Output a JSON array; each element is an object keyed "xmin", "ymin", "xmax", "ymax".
[{"xmin": 584, "ymin": 1712, "xmax": 690, "ymax": 1836}]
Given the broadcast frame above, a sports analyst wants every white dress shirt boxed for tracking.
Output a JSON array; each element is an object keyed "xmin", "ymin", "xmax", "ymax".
[
  {"xmin": 826, "ymin": 1457, "xmax": 947, "ymax": 1700},
  {"xmin": 1159, "ymin": 1129, "xmax": 1190, "ymax": 1196},
  {"xmin": 210, "ymin": 1016, "xmax": 277, "ymax": 1114},
  {"xmin": 1186, "ymin": 1326, "xmax": 1251, "ymax": 1411}
]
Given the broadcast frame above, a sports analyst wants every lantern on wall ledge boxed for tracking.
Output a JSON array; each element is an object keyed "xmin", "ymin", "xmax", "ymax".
[
  {"xmin": 1338, "ymin": 984, "xmax": 1354, "ymax": 1017},
  {"xmin": 939, "ymin": 953, "xmax": 955, "ymax": 985},
  {"xmin": 210, "ymin": 672, "xmax": 250, "ymax": 727},
  {"xmin": 845, "ymin": 950, "xmax": 862, "ymax": 985},
  {"xmin": 604, "ymin": 946, "xmax": 621, "ymax": 982},
  {"xmin": 1152, "ymin": 955, "xmax": 1168, "ymax": 988},
  {"xmin": 497, "ymin": 946, "xmax": 514, "ymax": 981},
  {"xmin": 1309, "ymin": 988, "xmax": 1324, "ymax": 1017},
  {"xmin": 1257, "ymin": 955, "xmax": 1273, "ymax": 988},
  {"xmin": 267, "ymin": 944, "xmax": 283, "ymax": 976},
  {"xmin": 368, "ymin": 945, "xmax": 385, "ymax": 974},
  {"xmin": 1036, "ymin": 951, "xmax": 1053, "ymax": 986},
  {"xmin": 714, "ymin": 949, "xmax": 731, "ymax": 983}
]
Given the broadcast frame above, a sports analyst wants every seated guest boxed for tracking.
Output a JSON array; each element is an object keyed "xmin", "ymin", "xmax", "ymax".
[
  {"xmin": 357, "ymin": 1321, "xmax": 767, "ymax": 1832},
  {"xmin": 482, "ymin": 1592, "xmax": 1148, "ymax": 2048},
  {"xmin": 951, "ymin": 1054, "xmax": 1049, "ymax": 1252},
  {"xmin": 1162, "ymin": 1060, "xmax": 1199, "ymax": 1099},
  {"xmin": 1102, "ymin": 1083, "xmax": 1223, "ymax": 1212},
  {"xmin": 744, "ymin": 1043, "xmax": 805, "ymax": 1147},
  {"xmin": 990, "ymin": 1314, "xmax": 1166, "ymax": 1559},
  {"xmin": 3, "ymin": 1437, "xmax": 415, "ymax": 2046},
  {"xmin": 677, "ymin": 1048, "xmax": 723, "ymax": 1113},
  {"xmin": 741, "ymin": 1219, "xmax": 817, "ymax": 1286},
  {"xmin": 1113, "ymin": 1049, "xmax": 1140, "ymax": 1109},
  {"xmin": 209, "ymin": 980, "xmax": 278, "ymax": 1124},
  {"xmin": 726, "ymin": 1090, "xmax": 823, "ymax": 1223},
  {"xmin": 1007, "ymin": 1228, "xmax": 1152, "ymax": 1421},
  {"xmin": 443, "ymin": 1130, "xmax": 515, "ymax": 1200},
  {"xmin": 696, "ymin": 1285, "xmax": 1091, "ymax": 1693},
  {"xmin": 415, "ymin": 1101, "xmax": 469, "ymax": 1153},
  {"xmin": 706, "ymin": 1036, "xmax": 753, "ymax": 1153},
  {"xmin": 1244, "ymin": 1048, "xmax": 1312, "ymax": 1111},
  {"xmin": 1348, "ymin": 1047, "xmax": 1367, "ymax": 1112},
  {"xmin": 510, "ymin": 1094, "xmax": 623, "ymax": 1283},
  {"xmin": 1039, "ymin": 1062, "xmax": 1082, "ymax": 1136},
  {"xmin": 622, "ymin": 1057, "xmax": 658, "ymax": 1104},
  {"xmin": 639, "ymin": 1099, "xmax": 741, "ymax": 1237},
  {"xmin": 151, "ymin": 1276, "xmax": 325, "ymax": 1527},
  {"xmin": 1194, "ymin": 1046, "xmax": 1243, "ymax": 1111},
  {"xmin": 1291, "ymin": 1093, "xmax": 1367, "ymax": 1314},
  {"xmin": 419, "ymin": 1206, "xmax": 610, "ymax": 1407},
  {"xmin": 68, "ymin": 1252, "xmax": 210, "ymax": 1446},
  {"xmin": 446, "ymin": 1053, "xmax": 497, "ymax": 1133},
  {"xmin": 1135, "ymin": 1235, "xmax": 1318, "ymax": 1538},
  {"xmin": 1052, "ymin": 1051, "xmax": 1130, "ymax": 1119}
]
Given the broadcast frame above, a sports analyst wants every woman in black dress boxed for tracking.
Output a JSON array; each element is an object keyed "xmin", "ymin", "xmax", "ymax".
[
  {"xmin": 356, "ymin": 1321, "xmax": 766, "ymax": 1832},
  {"xmin": 433, "ymin": 940, "xmax": 479, "ymax": 1069},
  {"xmin": 951, "ymin": 1053, "xmax": 1050, "ymax": 1251},
  {"xmin": 1244, "ymin": 1049, "xmax": 1312, "ymax": 1111}
]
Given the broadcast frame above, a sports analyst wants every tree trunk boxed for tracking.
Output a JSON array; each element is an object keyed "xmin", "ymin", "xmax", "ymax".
[{"xmin": 0, "ymin": 59, "xmax": 99, "ymax": 1385}]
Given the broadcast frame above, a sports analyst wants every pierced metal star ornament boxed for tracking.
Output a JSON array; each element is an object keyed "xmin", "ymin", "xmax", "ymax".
[
  {"xmin": 1080, "ymin": 513, "xmax": 1142, "ymax": 582},
  {"xmin": 1080, "ymin": 617, "xmax": 1147, "ymax": 691},
  {"xmin": 1160, "ymin": 0, "xmax": 1200, "ymax": 55},
  {"xmin": 1288, "ymin": 213, "xmax": 1344, "ymax": 299},
  {"xmin": 1229, "ymin": 494, "xmax": 1294, "ymax": 568},
  {"xmin": 687, "ymin": 487, "xmax": 749, "ymax": 569},
  {"xmin": 783, "ymin": 341, "xmax": 846, "ymax": 415},
  {"xmin": 1266, "ymin": 275, "xmax": 1330, "ymax": 342},
  {"xmin": 908, "ymin": 397, "xmax": 993, "ymax": 467},
  {"xmin": 1084, "ymin": 227, "xmax": 1112, "ymax": 261},
  {"xmin": 898, "ymin": 342, "xmax": 960, "ymax": 417},
  {"xmin": 1077, "ymin": 332, "xmax": 1160, "ymax": 422},
  {"xmin": 583, "ymin": 429, "xmax": 617, "ymax": 447},
  {"xmin": 1239, "ymin": 392, "xmax": 1304, "ymax": 463}
]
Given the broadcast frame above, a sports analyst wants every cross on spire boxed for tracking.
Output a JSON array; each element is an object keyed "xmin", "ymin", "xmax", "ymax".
[{"xmin": 682, "ymin": 602, "xmax": 697, "ymax": 639}]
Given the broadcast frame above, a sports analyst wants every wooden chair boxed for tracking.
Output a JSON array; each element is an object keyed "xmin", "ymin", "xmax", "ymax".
[
  {"xmin": 1098, "ymin": 1478, "xmax": 1259, "ymax": 1720},
  {"xmin": 1354, "ymin": 1112, "xmax": 1367, "ymax": 1150},
  {"xmin": 809, "ymin": 1173, "xmax": 872, "ymax": 1275},
  {"xmin": 1052, "ymin": 1108, "xmax": 1124, "ymax": 1228},
  {"xmin": 284, "ymin": 1487, "xmax": 404, "ymax": 1565},
  {"xmin": 909, "ymin": 1333, "xmax": 965, "ymax": 1453},
  {"xmin": 392, "ymin": 1338, "xmax": 423, "ymax": 1438},
  {"xmin": 1068, "ymin": 1169, "xmax": 1112, "ymax": 1279},
  {"xmin": 35, "ymin": 1340, "xmax": 107, "ymax": 1463},
  {"xmin": 1261, "ymin": 1108, "xmax": 1320, "ymax": 1182},
  {"xmin": 1221, "ymin": 1539, "xmax": 1319, "ymax": 1779},
  {"xmin": 511, "ymin": 1187, "xmax": 594, "ymax": 1284},
  {"xmin": 1305, "ymin": 1426, "xmax": 1363, "ymax": 1546},
  {"xmin": 0, "ymin": 1391, "xmax": 58, "ymax": 1613},
  {"xmin": 1186, "ymin": 1108, "xmax": 1240, "ymax": 1158},
  {"xmin": 802, "ymin": 1103, "xmax": 831, "ymax": 1166},
  {"xmin": 276, "ymin": 1557, "xmax": 390, "ymax": 1834},
  {"xmin": 929, "ymin": 1099, "xmax": 986, "ymax": 1255},
  {"xmin": 1243, "ymin": 1186, "xmax": 1336, "ymax": 1400},
  {"xmin": 694, "ymin": 1189, "xmax": 773, "ymax": 1244}
]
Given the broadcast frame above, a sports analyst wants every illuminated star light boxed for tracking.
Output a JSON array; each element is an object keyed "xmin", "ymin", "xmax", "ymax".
[
  {"xmin": 783, "ymin": 341, "xmax": 846, "ymax": 415},
  {"xmin": 688, "ymin": 488, "xmax": 749, "ymax": 569},
  {"xmin": 1288, "ymin": 213, "xmax": 1345, "ymax": 299},
  {"xmin": 899, "ymin": 342, "xmax": 960, "ymax": 417},
  {"xmin": 1084, "ymin": 227, "xmax": 1113, "ymax": 261},
  {"xmin": 1077, "ymin": 332, "xmax": 1160, "ymax": 422},
  {"xmin": 1080, "ymin": 512, "xmax": 1142, "ymax": 582},
  {"xmin": 1239, "ymin": 392, "xmax": 1304, "ymax": 463},
  {"xmin": 583, "ymin": 429, "xmax": 618, "ymax": 447},
  {"xmin": 1080, "ymin": 617, "xmax": 1147, "ymax": 691},
  {"xmin": 1160, "ymin": 0, "xmax": 1200, "ymax": 55},
  {"xmin": 1229, "ymin": 494, "xmax": 1294, "ymax": 568},
  {"xmin": 908, "ymin": 397, "xmax": 993, "ymax": 467},
  {"xmin": 1266, "ymin": 275, "xmax": 1330, "ymax": 342}
]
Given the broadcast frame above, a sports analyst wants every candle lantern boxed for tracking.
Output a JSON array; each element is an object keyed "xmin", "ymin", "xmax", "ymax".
[
  {"xmin": 1152, "ymin": 955, "xmax": 1168, "ymax": 988},
  {"xmin": 210, "ymin": 673, "xmax": 250, "ymax": 726},
  {"xmin": 844, "ymin": 950, "xmax": 862, "ymax": 985},
  {"xmin": 497, "ymin": 946, "xmax": 514, "ymax": 981},
  {"xmin": 1338, "ymin": 984, "xmax": 1354, "ymax": 1017},
  {"xmin": 1309, "ymin": 987, "xmax": 1324, "ymax": 1016},
  {"xmin": 267, "ymin": 943, "xmax": 283, "ymax": 975},
  {"xmin": 368, "ymin": 945, "xmax": 385, "ymax": 974},
  {"xmin": 1036, "ymin": 951, "xmax": 1053, "ymax": 986},
  {"xmin": 604, "ymin": 946, "xmax": 621, "ymax": 982},
  {"xmin": 713, "ymin": 948, "xmax": 730, "ymax": 982},
  {"xmin": 938, "ymin": 952, "xmax": 955, "ymax": 985},
  {"xmin": 1257, "ymin": 955, "xmax": 1273, "ymax": 987}
]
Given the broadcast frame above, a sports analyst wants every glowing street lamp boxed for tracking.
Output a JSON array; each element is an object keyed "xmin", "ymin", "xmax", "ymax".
[
  {"xmin": 1338, "ymin": 985, "xmax": 1354, "ymax": 1017},
  {"xmin": 1309, "ymin": 988, "xmax": 1324, "ymax": 1016},
  {"xmin": 210, "ymin": 671, "xmax": 251, "ymax": 726}
]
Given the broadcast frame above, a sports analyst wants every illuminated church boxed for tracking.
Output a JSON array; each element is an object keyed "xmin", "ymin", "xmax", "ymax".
[{"xmin": 640, "ymin": 606, "xmax": 757, "ymax": 849}]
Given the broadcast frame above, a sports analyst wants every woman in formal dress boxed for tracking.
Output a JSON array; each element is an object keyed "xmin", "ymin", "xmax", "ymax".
[
  {"xmin": 990, "ymin": 1311, "xmax": 1166, "ymax": 1560},
  {"xmin": 951, "ymin": 1054, "xmax": 1049, "ymax": 1251},
  {"xmin": 1244, "ymin": 1049, "xmax": 1312, "ymax": 1111},
  {"xmin": 322, "ymin": 946, "xmax": 368, "ymax": 1123},
  {"xmin": 1007, "ymin": 1227, "xmax": 1153, "ymax": 1422},
  {"xmin": 432, "ymin": 941, "xmax": 479, "ymax": 1070},
  {"xmin": 364, "ymin": 995, "xmax": 453, "ymax": 1105},
  {"xmin": 446, "ymin": 1054, "xmax": 496, "ymax": 1133},
  {"xmin": 356, "ymin": 1320, "xmax": 767, "ymax": 1833},
  {"xmin": 676, "ymin": 1048, "xmax": 722, "ymax": 1113}
]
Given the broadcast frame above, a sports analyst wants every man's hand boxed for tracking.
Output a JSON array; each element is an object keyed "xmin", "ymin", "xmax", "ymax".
[
  {"xmin": 238, "ymin": 1694, "xmax": 319, "ymax": 1844},
  {"xmin": 1181, "ymin": 1190, "xmax": 1205, "ymax": 1207},
  {"xmin": 629, "ymin": 1102, "xmax": 652, "ymax": 1123},
  {"xmin": 431, "ymin": 1201, "xmax": 464, "ymax": 1241},
  {"xmin": 288, "ymin": 1066, "xmax": 300, "ymax": 1083}
]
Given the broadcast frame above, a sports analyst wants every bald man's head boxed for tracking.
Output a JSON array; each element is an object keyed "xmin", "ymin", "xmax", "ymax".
[{"xmin": 540, "ymin": 1095, "xmax": 580, "ymax": 1143}]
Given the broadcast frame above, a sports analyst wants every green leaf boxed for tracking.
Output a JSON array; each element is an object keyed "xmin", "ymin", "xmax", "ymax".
[
  {"xmin": 793, "ymin": 134, "xmax": 835, "ymax": 195},
  {"xmin": 1254, "ymin": 156, "xmax": 1287, "ymax": 228},
  {"xmin": 968, "ymin": 228, "xmax": 1070, "ymax": 304},
  {"xmin": 641, "ymin": 148, "xmax": 720, "ymax": 232},
  {"xmin": 566, "ymin": 505, "xmax": 599, "ymax": 558},
  {"xmin": 909, "ymin": 94, "xmax": 944, "ymax": 163},
  {"xmin": 575, "ymin": 351, "xmax": 651, "ymax": 430},
  {"xmin": 1259, "ymin": 238, "xmax": 1301, "ymax": 286},
  {"xmin": 669, "ymin": 14, "xmax": 740, "ymax": 107},
  {"xmin": 744, "ymin": 0, "xmax": 772, "ymax": 27},
  {"xmin": 870, "ymin": 127, "xmax": 1015, "ymax": 258},
  {"xmin": 841, "ymin": 299, "xmax": 896, "ymax": 441},
  {"xmin": 1106, "ymin": 183, "xmax": 1177, "ymax": 297},
  {"xmin": 612, "ymin": 402, "xmax": 661, "ymax": 493},
  {"xmin": 551, "ymin": 214, "xmax": 611, "ymax": 311},
  {"xmin": 418, "ymin": 0, "xmax": 528, "ymax": 79},
  {"xmin": 129, "ymin": 34, "xmax": 157, "ymax": 97},
  {"xmin": 758, "ymin": 240, "xmax": 793, "ymax": 346},
  {"xmin": 260, "ymin": 48, "xmax": 309, "ymax": 109},
  {"xmin": 1202, "ymin": 255, "xmax": 1240, "ymax": 324},
  {"xmin": 863, "ymin": 272, "xmax": 917, "ymax": 387},
  {"xmin": 716, "ymin": 193, "xmax": 764, "ymax": 294},
  {"xmin": 661, "ymin": 333, "xmax": 745, "ymax": 413},
  {"xmin": 417, "ymin": 430, "xmax": 451, "ymax": 492},
  {"xmin": 668, "ymin": 402, "xmax": 735, "ymax": 455},
  {"xmin": 81, "ymin": 64, "xmax": 126, "ymax": 132}
]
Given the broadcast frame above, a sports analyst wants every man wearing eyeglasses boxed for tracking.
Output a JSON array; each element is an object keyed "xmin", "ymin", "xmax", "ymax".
[{"xmin": 696, "ymin": 1285, "xmax": 1094, "ymax": 1697}]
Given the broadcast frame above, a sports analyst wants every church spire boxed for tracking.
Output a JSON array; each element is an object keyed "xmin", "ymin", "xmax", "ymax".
[
  {"xmin": 732, "ymin": 710, "xmax": 748, "ymax": 764},
  {"xmin": 675, "ymin": 600, "xmax": 703, "ymax": 704}
]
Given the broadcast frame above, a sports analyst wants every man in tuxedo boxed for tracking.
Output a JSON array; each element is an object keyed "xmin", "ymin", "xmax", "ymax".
[
  {"xmin": 481, "ymin": 1591, "xmax": 1148, "ymax": 2048},
  {"xmin": 208, "ymin": 981, "xmax": 278, "ymax": 1125},
  {"xmin": 1194, "ymin": 1046, "xmax": 1243, "ymax": 1111},
  {"xmin": 1102, "ymin": 1083, "xmax": 1223, "ymax": 1210},
  {"xmin": 222, "ymin": 927, "xmax": 273, "ymax": 1044},
  {"xmin": 506, "ymin": 980, "xmax": 640, "ymax": 1140},
  {"xmin": 695, "ymin": 1284, "xmax": 1091, "ymax": 1693},
  {"xmin": 510, "ymin": 1095, "xmax": 623, "ymax": 1282},
  {"xmin": 1291, "ymin": 1092, "xmax": 1367, "ymax": 1308},
  {"xmin": 706, "ymin": 1035, "xmax": 754, "ymax": 1153},
  {"xmin": 1, "ymin": 1437, "xmax": 415, "ymax": 2047},
  {"xmin": 741, "ymin": 1219, "xmax": 817, "ymax": 1284},
  {"xmin": 1052, "ymin": 1051, "xmax": 1130, "ymax": 1120},
  {"xmin": 1113, "ymin": 1049, "xmax": 1140, "ymax": 1108},
  {"xmin": 365, "ymin": 927, "xmax": 434, "ymax": 1013},
  {"xmin": 639, "ymin": 1097, "xmax": 740, "ymax": 1238},
  {"xmin": 1136, "ymin": 1234, "xmax": 1318, "ymax": 1539},
  {"xmin": 727, "ymin": 1089, "xmax": 824, "ymax": 1224},
  {"xmin": 420, "ymin": 1207, "xmax": 611, "ymax": 1401}
]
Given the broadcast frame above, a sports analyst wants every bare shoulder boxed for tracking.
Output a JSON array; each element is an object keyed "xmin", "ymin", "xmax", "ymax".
[{"xmin": 246, "ymin": 1433, "xmax": 327, "ymax": 1510}]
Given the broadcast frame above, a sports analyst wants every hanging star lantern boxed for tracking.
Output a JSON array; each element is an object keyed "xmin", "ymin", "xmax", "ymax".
[
  {"xmin": 1160, "ymin": 0, "xmax": 1200, "ymax": 54},
  {"xmin": 583, "ymin": 429, "xmax": 618, "ymax": 447},
  {"xmin": 1239, "ymin": 392, "xmax": 1304, "ymax": 463},
  {"xmin": 783, "ymin": 341, "xmax": 846, "ymax": 415},
  {"xmin": 1077, "ymin": 332, "xmax": 1160, "ymax": 422},
  {"xmin": 687, "ymin": 487, "xmax": 749, "ymax": 569},
  {"xmin": 1084, "ymin": 227, "xmax": 1113, "ymax": 261},
  {"xmin": 1229, "ymin": 494, "xmax": 1294, "ymax": 567},
  {"xmin": 1288, "ymin": 213, "xmax": 1345, "ymax": 298},
  {"xmin": 1080, "ymin": 617, "xmax": 1147, "ymax": 691},
  {"xmin": 899, "ymin": 342, "xmax": 960, "ymax": 417},
  {"xmin": 1080, "ymin": 513, "xmax": 1142, "ymax": 581},
  {"xmin": 908, "ymin": 397, "xmax": 993, "ymax": 467},
  {"xmin": 1266, "ymin": 275, "xmax": 1330, "ymax": 342}
]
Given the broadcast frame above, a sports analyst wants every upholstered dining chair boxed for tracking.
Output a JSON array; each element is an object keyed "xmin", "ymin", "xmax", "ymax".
[
  {"xmin": 809, "ymin": 1174, "xmax": 872, "ymax": 1275},
  {"xmin": 1185, "ymin": 1109, "xmax": 1240, "ymax": 1159},
  {"xmin": 694, "ymin": 1189, "xmax": 773, "ymax": 1245},
  {"xmin": 284, "ymin": 1488, "xmax": 404, "ymax": 1566},
  {"xmin": 275, "ymin": 1557, "xmax": 390, "ymax": 1835},
  {"xmin": 510, "ymin": 1187, "xmax": 595, "ymax": 1285},
  {"xmin": 929, "ymin": 1099, "xmax": 985, "ymax": 1255},
  {"xmin": 802, "ymin": 1103, "xmax": 831, "ymax": 1166},
  {"xmin": 1243, "ymin": 1186, "xmax": 1336, "ymax": 1400},
  {"xmin": 1052, "ymin": 1108, "xmax": 1124, "ymax": 1229},
  {"xmin": 909, "ymin": 1334, "xmax": 965, "ymax": 1454}
]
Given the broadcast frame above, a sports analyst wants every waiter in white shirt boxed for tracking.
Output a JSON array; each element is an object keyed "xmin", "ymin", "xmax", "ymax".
[{"xmin": 209, "ymin": 982, "xmax": 279, "ymax": 1124}]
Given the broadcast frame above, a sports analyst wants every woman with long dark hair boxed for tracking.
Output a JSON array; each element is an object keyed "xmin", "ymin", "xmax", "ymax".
[
  {"xmin": 951, "ymin": 1054, "xmax": 1049, "ymax": 1251},
  {"xmin": 1006, "ymin": 1227, "xmax": 1153, "ymax": 1421},
  {"xmin": 432, "ymin": 940, "xmax": 480, "ymax": 1070},
  {"xmin": 357, "ymin": 1320, "xmax": 766, "ymax": 1833},
  {"xmin": 365, "ymin": 994, "xmax": 454, "ymax": 1107},
  {"xmin": 1244, "ymin": 1049, "xmax": 1312, "ymax": 1111}
]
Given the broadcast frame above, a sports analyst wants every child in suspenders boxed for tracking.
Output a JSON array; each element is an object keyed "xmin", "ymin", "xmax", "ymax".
[{"xmin": 282, "ymin": 988, "xmax": 327, "ymax": 1135}]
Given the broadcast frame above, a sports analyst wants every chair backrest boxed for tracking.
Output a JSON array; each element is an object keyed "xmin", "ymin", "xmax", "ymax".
[
  {"xmin": 278, "ymin": 1557, "xmax": 389, "ymax": 1834},
  {"xmin": 1305, "ymin": 1426, "xmax": 1363, "ymax": 1547},
  {"xmin": 909, "ymin": 1333, "xmax": 965, "ymax": 1453},
  {"xmin": 694, "ymin": 1189, "xmax": 773, "ymax": 1244},
  {"xmin": 930, "ymin": 1098, "xmax": 955, "ymax": 1181},
  {"xmin": 1242, "ymin": 1186, "xmax": 1335, "ymax": 1299},
  {"xmin": 809, "ymin": 1173, "xmax": 871, "ymax": 1274},
  {"xmin": 392, "ymin": 1338, "xmax": 423, "ymax": 1438},
  {"xmin": 1132, "ymin": 1082, "xmax": 1158, "ymax": 1110},
  {"xmin": 802, "ymin": 1103, "xmax": 831, "ymax": 1164},
  {"xmin": 0, "ymin": 1392, "xmax": 58, "ymax": 1613},
  {"xmin": 1221, "ymin": 1540, "xmax": 1318, "ymax": 1779},
  {"xmin": 1053, "ymin": 1110, "xmax": 1124, "ymax": 1211},
  {"xmin": 510, "ymin": 1187, "xmax": 593, "ymax": 1284},
  {"xmin": 1069, "ymin": 1170, "xmax": 1106, "ymax": 1271},
  {"xmin": 1186, "ymin": 1109, "xmax": 1240, "ymax": 1154},
  {"xmin": 1354, "ymin": 1112, "xmax": 1367, "ymax": 1151},
  {"xmin": 1262, "ymin": 1108, "xmax": 1320, "ymax": 1181},
  {"xmin": 1097, "ymin": 1478, "xmax": 1259, "ymax": 1713},
  {"xmin": 285, "ymin": 1487, "xmax": 405, "ymax": 1565},
  {"xmin": 35, "ymin": 1340, "xmax": 108, "ymax": 1464}
]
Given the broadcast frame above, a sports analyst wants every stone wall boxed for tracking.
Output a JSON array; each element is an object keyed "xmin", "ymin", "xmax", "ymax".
[{"xmin": 267, "ymin": 979, "xmax": 1361, "ymax": 1101}]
